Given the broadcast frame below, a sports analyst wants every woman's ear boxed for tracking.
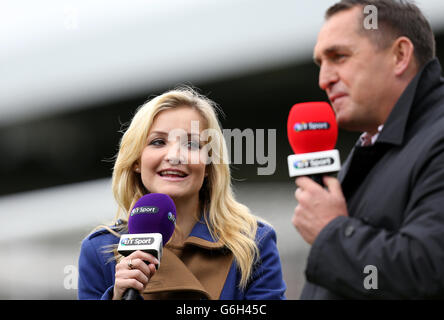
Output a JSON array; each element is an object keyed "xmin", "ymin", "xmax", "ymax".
[{"xmin": 133, "ymin": 162, "xmax": 141, "ymax": 173}]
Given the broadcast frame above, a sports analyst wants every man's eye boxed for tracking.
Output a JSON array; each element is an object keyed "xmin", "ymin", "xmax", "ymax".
[{"xmin": 333, "ymin": 54, "xmax": 346, "ymax": 61}]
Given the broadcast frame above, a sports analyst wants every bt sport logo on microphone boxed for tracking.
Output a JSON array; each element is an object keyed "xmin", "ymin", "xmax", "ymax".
[
  {"xmin": 294, "ymin": 157, "xmax": 335, "ymax": 169},
  {"xmin": 130, "ymin": 206, "xmax": 159, "ymax": 216},
  {"xmin": 168, "ymin": 211, "xmax": 176, "ymax": 225},
  {"xmin": 120, "ymin": 237, "xmax": 155, "ymax": 246},
  {"xmin": 293, "ymin": 122, "xmax": 330, "ymax": 132}
]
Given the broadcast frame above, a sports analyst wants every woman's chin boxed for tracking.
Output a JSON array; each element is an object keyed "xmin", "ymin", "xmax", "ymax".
[{"xmin": 149, "ymin": 187, "xmax": 186, "ymax": 200}]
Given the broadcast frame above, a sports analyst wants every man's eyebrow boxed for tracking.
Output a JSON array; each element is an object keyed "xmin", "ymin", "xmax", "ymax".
[
  {"xmin": 324, "ymin": 45, "xmax": 348, "ymax": 54},
  {"xmin": 313, "ymin": 45, "xmax": 349, "ymax": 65}
]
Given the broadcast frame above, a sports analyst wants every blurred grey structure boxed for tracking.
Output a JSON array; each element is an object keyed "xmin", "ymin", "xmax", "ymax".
[{"xmin": 1, "ymin": 0, "xmax": 444, "ymax": 299}]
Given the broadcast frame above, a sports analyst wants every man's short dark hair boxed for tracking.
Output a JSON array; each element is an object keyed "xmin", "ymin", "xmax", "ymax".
[{"xmin": 326, "ymin": 0, "xmax": 436, "ymax": 68}]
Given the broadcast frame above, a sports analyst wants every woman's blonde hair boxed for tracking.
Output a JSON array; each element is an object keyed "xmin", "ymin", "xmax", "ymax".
[{"xmin": 108, "ymin": 86, "xmax": 260, "ymax": 289}]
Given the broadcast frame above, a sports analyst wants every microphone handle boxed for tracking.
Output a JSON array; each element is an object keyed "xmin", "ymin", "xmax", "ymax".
[
  {"xmin": 121, "ymin": 288, "xmax": 140, "ymax": 300},
  {"xmin": 309, "ymin": 174, "xmax": 325, "ymax": 187}
]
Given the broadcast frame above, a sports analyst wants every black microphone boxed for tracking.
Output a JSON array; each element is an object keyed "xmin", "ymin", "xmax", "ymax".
[{"xmin": 117, "ymin": 193, "xmax": 177, "ymax": 300}]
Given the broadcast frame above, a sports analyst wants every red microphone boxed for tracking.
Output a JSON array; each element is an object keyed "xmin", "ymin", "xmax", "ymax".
[{"xmin": 287, "ymin": 102, "xmax": 341, "ymax": 184}]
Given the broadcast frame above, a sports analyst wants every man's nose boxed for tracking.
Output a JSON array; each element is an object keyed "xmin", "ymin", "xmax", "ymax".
[{"xmin": 318, "ymin": 63, "xmax": 338, "ymax": 92}]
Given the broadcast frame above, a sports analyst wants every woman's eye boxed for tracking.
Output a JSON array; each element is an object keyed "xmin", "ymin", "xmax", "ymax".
[
  {"xmin": 187, "ymin": 140, "xmax": 201, "ymax": 150},
  {"xmin": 149, "ymin": 139, "xmax": 165, "ymax": 146}
]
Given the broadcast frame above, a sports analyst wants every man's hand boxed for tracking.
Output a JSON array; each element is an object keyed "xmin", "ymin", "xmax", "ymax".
[{"xmin": 292, "ymin": 175, "xmax": 348, "ymax": 244}]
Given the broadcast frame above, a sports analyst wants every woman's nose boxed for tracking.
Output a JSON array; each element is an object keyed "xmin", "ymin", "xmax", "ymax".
[{"xmin": 165, "ymin": 141, "xmax": 186, "ymax": 165}]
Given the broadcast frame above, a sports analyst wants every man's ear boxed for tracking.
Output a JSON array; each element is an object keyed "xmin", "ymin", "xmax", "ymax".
[{"xmin": 392, "ymin": 36, "xmax": 416, "ymax": 77}]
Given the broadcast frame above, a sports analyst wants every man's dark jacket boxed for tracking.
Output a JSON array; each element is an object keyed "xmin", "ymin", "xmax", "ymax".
[{"xmin": 300, "ymin": 58, "xmax": 444, "ymax": 299}]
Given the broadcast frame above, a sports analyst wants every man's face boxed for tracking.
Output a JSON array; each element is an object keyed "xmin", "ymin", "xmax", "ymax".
[{"xmin": 313, "ymin": 7, "xmax": 394, "ymax": 133}]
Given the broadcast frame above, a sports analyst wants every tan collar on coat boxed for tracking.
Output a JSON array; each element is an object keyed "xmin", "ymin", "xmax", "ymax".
[{"xmin": 142, "ymin": 236, "xmax": 233, "ymax": 300}]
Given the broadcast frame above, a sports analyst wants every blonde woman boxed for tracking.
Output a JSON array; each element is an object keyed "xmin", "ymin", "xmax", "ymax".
[{"xmin": 78, "ymin": 87, "xmax": 286, "ymax": 300}]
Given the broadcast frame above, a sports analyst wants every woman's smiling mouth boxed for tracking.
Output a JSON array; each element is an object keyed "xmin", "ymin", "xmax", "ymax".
[{"xmin": 157, "ymin": 168, "xmax": 189, "ymax": 180}]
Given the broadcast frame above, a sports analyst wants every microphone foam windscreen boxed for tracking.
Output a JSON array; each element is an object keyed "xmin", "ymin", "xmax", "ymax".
[
  {"xmin": 287, "ymin": 102, "xmax": 338, "ymax": 154},
  {"xmin": 128, "ymin": 193, "xmax": 177, "ymax": 246}
]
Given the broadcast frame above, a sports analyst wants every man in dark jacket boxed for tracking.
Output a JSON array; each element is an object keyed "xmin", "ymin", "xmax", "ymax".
[{"xmin": 293, "ymin": 0, "xmax": 444, "ymax": 299}]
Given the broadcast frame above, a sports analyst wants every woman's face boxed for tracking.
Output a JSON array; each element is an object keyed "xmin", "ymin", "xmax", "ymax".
[{"xmin": 137, "ymin": 106, "xmax": 208, "ymax": 203}]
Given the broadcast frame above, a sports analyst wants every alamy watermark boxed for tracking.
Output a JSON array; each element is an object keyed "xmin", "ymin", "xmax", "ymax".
[
  {"xmin": 65, "ymin": 264, "xmax": 380, "ymax": 291},
  {"xmin": 64, "ymin": 265, "xmax": 78, "ymax": 290},
  {"xmin": 163, "ymin": 120, "xmax": 276, "ymax": 176},
  {"xmin": 64, "ymin": 6, "xmax": 79, "ymax": 30},
  {"xmin": 363, "ymin": 264, "xmax": 378, "ymax": 290},
  {"xmin": 363, "ymin": 5, "xmax": 378, "ymax": 30}
]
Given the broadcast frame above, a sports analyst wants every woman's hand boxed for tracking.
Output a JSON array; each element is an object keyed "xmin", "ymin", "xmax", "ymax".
[{"xmin": 112, "ymin": 250, "xmax": 158, "ymax": 300}]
